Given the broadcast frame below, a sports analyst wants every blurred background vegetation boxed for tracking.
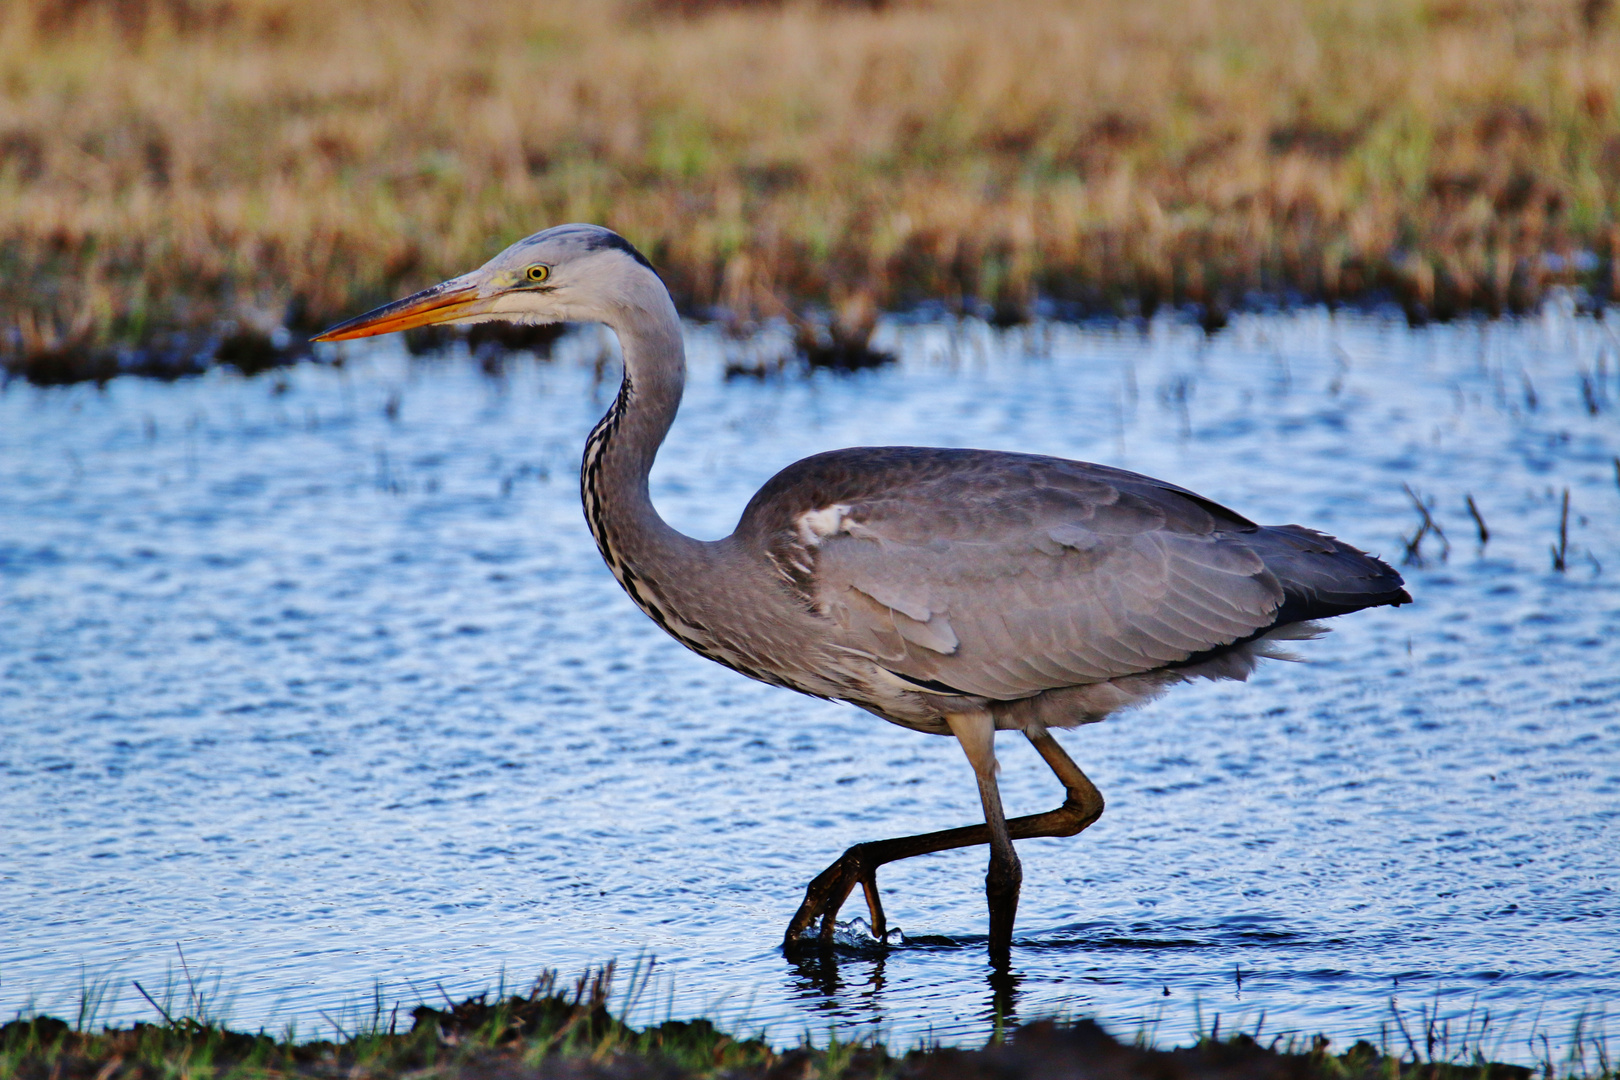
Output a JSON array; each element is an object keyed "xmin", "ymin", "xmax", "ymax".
[{"xmin": 2, "ymin": 0, "xmax": 1618, "ymax": 375}]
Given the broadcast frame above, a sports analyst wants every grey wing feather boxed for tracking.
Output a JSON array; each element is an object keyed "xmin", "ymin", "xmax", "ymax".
[{"xmin": 782, "ymin": 451, "xmax": 1290, "ymax": 700}]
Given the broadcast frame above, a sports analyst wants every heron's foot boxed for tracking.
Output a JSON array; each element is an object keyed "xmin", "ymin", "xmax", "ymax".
[{"xmin": 783, "ymin": 842, "xmax": 889, "ymax": 951}]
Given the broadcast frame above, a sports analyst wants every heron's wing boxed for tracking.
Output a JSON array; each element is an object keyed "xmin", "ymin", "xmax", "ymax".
[{"xmin": 775, "ymin": 451, "xmax": 1286, "ymax": 700}]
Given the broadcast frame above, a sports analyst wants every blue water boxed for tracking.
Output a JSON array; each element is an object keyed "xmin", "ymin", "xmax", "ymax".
[{"xmin": 2, "ymin": 307, "xmax": 1617, "ymax": 1067}]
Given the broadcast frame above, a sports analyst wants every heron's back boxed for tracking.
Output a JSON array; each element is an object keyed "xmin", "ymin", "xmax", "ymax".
[{"xmin": 732, "ymin": 446, "xmax": 1409, "ymax": 715}]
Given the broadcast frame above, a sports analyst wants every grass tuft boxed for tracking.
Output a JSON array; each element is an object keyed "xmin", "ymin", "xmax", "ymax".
[{"xmin": 2, "ymin": 967, "xmax": 1609, "ymax": 1080}]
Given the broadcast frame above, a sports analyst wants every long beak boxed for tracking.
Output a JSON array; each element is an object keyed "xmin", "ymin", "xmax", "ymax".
[{"xmin": 313, "ymin": 276, "xmax": 492, "ymax": 341}]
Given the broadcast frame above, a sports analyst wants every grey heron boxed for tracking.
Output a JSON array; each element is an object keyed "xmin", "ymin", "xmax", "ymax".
[{"xmin": 316, "ymin": 224, "xmax": 1410, "ymax": 967}]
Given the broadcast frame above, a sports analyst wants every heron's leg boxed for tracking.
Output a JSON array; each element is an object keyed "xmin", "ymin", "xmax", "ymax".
[
  {"xmin": 1023, "ymin": 722, "xmax": 1105, "ymax": 829},
  {"xmin": 783, "ymin": 722, "xmax": 1105, "ymax": 954},
  {"xmin": 946, "ymin": 711, "xmax": 1021, "ymax": 968}
]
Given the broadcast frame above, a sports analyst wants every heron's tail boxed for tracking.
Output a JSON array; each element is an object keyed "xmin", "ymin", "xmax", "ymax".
[{"xmin": 1255, "ymin": 524, "xmax": 1411, "ymax": 626}]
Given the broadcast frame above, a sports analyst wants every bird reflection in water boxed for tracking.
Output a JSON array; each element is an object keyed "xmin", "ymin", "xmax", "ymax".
[{"xmin": 786, "ymin": 944, "xmax": 1024, "ymax": 1035}]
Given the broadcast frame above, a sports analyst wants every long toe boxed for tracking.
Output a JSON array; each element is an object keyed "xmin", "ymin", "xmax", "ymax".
[
  {"xmin": 784, "ymin": 863, "xmax": 855, "ymax": 949},
  {"xmin": 784, "ymin": 845, "xmax": 886, "ymax": 951}
]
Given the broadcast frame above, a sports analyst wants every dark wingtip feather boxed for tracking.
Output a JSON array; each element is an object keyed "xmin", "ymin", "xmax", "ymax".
[{"xmin": 1257, "ymin": 524, "xmax": 1410, "ymax": 625}]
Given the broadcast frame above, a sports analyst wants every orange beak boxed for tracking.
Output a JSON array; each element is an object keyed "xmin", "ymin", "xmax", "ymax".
[{"xmin": 313, "ymin": 277, "xmax": 492, "ymax": 342}]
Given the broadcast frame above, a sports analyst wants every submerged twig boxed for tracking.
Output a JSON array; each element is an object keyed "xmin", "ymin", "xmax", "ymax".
[
  {"xmin": 1402, "ymin": 484, "xmax": 1450, "ymax": 565},
  {"xmin": 1465, "ymin": 494, "xmax": 1490, "ymax": 546},
  {"xmin": 1579, "ymin": 371, "xmax": 1602, "ymax": 415},
  {"xmin": 1551, "ymin": 488, "xmax": 1571, "ymax": 572}
]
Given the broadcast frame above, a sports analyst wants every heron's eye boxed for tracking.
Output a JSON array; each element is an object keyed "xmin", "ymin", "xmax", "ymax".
[{"xmin": 526, "ymin": 264, "xmax": 550, "ymax": 284}]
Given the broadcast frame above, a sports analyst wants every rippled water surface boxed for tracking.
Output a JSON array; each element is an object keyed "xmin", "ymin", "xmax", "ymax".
[{"xmin": 3, "ymin": 309, "xmax": 1617, "ymax": 1063}]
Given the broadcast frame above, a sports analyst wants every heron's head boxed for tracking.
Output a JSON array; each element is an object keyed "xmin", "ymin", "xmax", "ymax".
[{"xmin": 314, "ymin": 224, "xmax": 663, "ymax": 342}]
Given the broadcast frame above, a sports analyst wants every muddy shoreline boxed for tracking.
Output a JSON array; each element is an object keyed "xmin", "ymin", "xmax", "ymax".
[{"xmin": 0, "ymin": 977, "xmax": 1553, "ymax": 1080}]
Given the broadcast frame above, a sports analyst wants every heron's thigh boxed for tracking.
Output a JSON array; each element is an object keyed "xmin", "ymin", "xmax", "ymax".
[{"xmin": 945, "ymin": 709, "xmax": 999, "ymax": 782}]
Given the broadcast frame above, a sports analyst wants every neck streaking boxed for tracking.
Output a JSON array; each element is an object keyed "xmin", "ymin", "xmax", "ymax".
[
  {"xmin": 580, "ymin": 375, "xmax": 639, "ymax": 582},
  {"xmin": 575, "ymin": 300, "xmax": 811, "ymax": 695},
  {"xmin": 576, "ymin": 300, "xmax": 707, "ymax": 648}
]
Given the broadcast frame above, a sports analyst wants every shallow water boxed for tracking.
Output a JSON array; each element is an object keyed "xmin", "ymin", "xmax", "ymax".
[{"xmin": 2, "ymin": 308, "xmax": 1617, "ymax": 1065}]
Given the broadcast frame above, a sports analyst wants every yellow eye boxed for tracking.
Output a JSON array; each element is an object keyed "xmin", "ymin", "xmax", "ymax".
[{"xmin": 526, "ymin": 264, "xmax": 550, "ymax": 284}]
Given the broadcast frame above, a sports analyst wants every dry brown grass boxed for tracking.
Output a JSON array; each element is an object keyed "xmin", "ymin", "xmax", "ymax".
[{"xmin": 2, "ymin": 0, "xmax": 1618, "ymax": 369}]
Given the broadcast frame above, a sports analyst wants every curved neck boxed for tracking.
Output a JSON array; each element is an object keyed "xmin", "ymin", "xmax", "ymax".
[{"xmin": 580, "ymin": 293, "xmax": 699, "ymax": 588}]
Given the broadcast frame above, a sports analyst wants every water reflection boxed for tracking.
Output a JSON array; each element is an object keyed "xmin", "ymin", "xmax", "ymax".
[{"xmin": 787, "ymin": 947, "xmax": 1023, "ymax": 1037}]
